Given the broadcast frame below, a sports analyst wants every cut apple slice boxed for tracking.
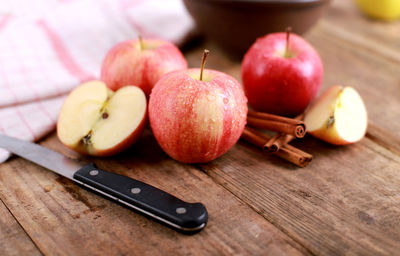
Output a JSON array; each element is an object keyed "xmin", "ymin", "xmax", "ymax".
[
  {"xmin": 57, "ymin": 80, "xmax": 147, "ymax": 156},
  {"xmin": 304, "ymin": 85, "xmax": 368, "ymax": 145}
]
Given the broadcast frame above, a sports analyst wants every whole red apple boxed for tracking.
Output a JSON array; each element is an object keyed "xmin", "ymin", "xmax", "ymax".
[
  {"xmin": 241, "ymin": 29, "xmax": 323, "ymax": 116},
  {"xmin": 101, "ymin": 38, "xmax": 187, "ymax": 96},
  {"xmin": 149, "ymin": 51, "xmax": 248, "ymax": 163}
]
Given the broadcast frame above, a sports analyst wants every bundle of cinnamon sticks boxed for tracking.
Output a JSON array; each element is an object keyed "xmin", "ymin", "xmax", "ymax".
[{"xmin": 241, "ymin": 110, "xmax": 312, "ymax": 167}]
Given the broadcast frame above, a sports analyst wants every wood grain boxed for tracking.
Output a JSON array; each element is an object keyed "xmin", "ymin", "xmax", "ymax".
[
  {"xmin": 324, "ymin": 0, "xmax": 400, "ymax": 61},
  {"xmin": 366, "ymin": 123, "xmax": 400, "ymax": 156},
  {"xmin": 306, "ymin": 25, "xmax": 400, "ymax": 136},
  {"xmin": 0, "ymin": 131, "xmax": 308, "ymax": 256},
  {"xmin": 200, "ymin": 136, "xmax": 400, "ymax": 256},
  {"xmin": 0, "ymin": 200, "xmax": 41, "ymax": 256},
  {"xmin": 186, "ymin": 24, "xmax": 400, "ymax": 254}
]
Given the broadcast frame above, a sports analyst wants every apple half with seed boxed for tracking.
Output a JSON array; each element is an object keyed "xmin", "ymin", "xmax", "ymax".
[
  {"xmin": 57, "ymin": 80, "xmax": 147, "ymax": 156},
  {"xmin": 304, "ymin": 85, "xmax": 368, "ymax": 145}
]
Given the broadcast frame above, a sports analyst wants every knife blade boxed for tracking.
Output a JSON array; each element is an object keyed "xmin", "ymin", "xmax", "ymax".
[{"xmin": 0, "ymin": 134, "xmax": 208, "ymax": 233}]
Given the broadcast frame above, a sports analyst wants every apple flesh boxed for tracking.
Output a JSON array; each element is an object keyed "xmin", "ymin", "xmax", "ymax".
[
  {"xmin": 242, "ymin": 32, "xmax": 323, "ymax": 117},
  {"xmin": 57, "ymin": 80, "xmax": 147, "ymax": 156},
  {"xmin": 149, "ymin": 69, "xmax": 248, "ymax": 163},
  {"xmin": 304, "ymin": 85, "xmax": 368, "ymax": 145},
  {"xmin": 101, "ymin": 38, "xmax": 187, "ymax": 96}
]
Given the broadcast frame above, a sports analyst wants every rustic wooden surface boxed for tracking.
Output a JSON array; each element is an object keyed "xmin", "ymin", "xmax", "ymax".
[{"xmin": 1, "ymin": 0, "xmax": 400, "ymax": 255}]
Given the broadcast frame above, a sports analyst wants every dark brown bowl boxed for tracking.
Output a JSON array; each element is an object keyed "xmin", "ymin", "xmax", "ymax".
[{"xmin": 183, "ymin": 0, "xmax": 331, "ymax": 55}]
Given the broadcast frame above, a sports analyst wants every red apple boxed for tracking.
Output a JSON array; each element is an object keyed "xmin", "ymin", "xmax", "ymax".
[
  {"xmin": 101, "ymin": 37, "xmax": 188, "ymax": 96},
  {"xmin": 241, "ymin": 29, "xmax": 323, "ymax": 116},
  {"xmin": 149, "ymin": 50, "xmax": 248, "ymax": 163},
  {"xmin": 57, "ymin": 80, "xmax": 147, "ymax": 156}
]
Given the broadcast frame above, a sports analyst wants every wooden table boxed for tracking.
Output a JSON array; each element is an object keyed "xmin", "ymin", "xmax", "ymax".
[{"xmin": 1, "ymin": 1, "xmax": 400, "ymax": 255}]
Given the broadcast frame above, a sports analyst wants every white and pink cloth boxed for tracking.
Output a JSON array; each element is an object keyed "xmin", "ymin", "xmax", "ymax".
[{"xmin": 0, "ymin": 0, "xmax": 194, "ymax": 162}]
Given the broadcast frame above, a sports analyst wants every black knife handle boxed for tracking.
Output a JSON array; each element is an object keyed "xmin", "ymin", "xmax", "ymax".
[{"xmin": 73, "ymin": 163, "xmax": 207, "ymax": 234}]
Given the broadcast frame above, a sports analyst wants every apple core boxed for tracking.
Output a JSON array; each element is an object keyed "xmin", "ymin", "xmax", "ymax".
[{"xmin": 57, "ymin": 81, "xmax": 147, "ymax": 156}]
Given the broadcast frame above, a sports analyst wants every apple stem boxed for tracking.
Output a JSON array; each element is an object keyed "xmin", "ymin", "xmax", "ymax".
[
  {"xmin": 200, "ymin": 49, "xmax": 210, "ymax": 81},
  {"xmin": 138, "ymin": 35, "xmax": 144, "ymax": 51},
  {"xmin": 285, "ymin": 27, "xmax": 292, "ymax": 58}
]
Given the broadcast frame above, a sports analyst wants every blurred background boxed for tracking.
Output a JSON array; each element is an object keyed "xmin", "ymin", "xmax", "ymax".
[
  {"xmin": 1, "ymin": 0, "xmax": 399, "ymax": 85},
  {"xmin": 0, "ymin": 0, "xmax": 399, "ymax": 85}
]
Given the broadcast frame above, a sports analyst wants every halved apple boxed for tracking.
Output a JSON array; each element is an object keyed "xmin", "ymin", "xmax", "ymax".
[
  {"xmin": 57, "ymin": 80, "xmax": 147, "ymax": 156},
  {"xmin": 304, "ymin": 85, "xmax": 368, "ymax": 145}
]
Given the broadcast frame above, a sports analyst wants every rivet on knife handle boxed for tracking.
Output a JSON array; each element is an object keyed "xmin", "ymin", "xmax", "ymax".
[{"xmin": 73, "ymin": 163, "xmax": 208, "ymax": 233}]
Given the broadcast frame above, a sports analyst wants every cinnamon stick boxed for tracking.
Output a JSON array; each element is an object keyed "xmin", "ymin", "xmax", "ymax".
[
  {"xmin": 241, "ymin": 127, "xmax": 267, "ymax": 148},
  {"xmin": 263, "ymin": 134, "xmax": 295, "ymax": 153},
  {"xmin": 247, "ymin": 111, "xmax": 306, "ymax": 138},
  {"xmin": 276, "ymin": 146, "xmax": 312, "ymax": 167},
  {"xmin": 241, "ymin": 127, "xmax": 312, "ymax": 167},
  {"xmin": 248, "ymin": 110, "xmax": 304, "ymax": 125},
  {"xmin": 263, "ymin": 114, "xmax": 305, "ymax": 153}
]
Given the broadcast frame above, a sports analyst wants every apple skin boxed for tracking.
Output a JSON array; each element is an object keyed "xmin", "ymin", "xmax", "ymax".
[
  {"xmin": 149, "ymin": 69, "xmax": 248, "ymax": 163},
  {"xmin": 305, "ymin": 86, "xmax": 346, "ymax": 145},
  {"xmin": 101, "ymin": 39, "xmax": 188, "ymax": 96},
  {"xmin": 73, "ymin": 111, "xmax": 148, "ymax": 157},
  {"xmin": 57, "ymin": 81, "xmax": 148, "ymax": 157},
  {"xmin": 241, "ymin": 32, "xmax": 323, "ymax": 117},
  {"xmin": 69, "ymin": 115, "xmax": 147, "ymax": 157},
  {"xmin": 304, "ymin": 85, "xmax": 368, "ymax": 145}
]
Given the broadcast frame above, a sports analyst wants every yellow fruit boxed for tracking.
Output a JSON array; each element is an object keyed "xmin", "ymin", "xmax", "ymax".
[{"xmin": 355, "ymin": 0, "xmax": 400, "ymax": 21}]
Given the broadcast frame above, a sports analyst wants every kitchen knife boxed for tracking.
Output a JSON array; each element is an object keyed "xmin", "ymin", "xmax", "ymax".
[{"xmin": 0, "ymin": 134, "xmax": 208, "ymax": 234}]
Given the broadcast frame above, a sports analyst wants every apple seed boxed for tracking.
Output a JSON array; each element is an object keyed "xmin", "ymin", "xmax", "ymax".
[
  {"xmin": 82, "ymin": 133, "xmax": 92, "ymax": 145},
  {"xmin": 327, "ymin": 116, "xmax": 335, "ymax": 128}
]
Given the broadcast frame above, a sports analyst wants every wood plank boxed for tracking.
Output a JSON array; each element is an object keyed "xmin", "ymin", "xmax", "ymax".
[
  {"xmin": 0, "ymin": 131, "xmax": 308, "ymax": 256},
  {"xmin": 0, "ymin": 199, "xmax": 41, "ymax": 256},
  {"xmin": 305, "ymin": 20, "xmax": 400, "ymax": 156},
  {"xmin": 323, "ymin": 0, "xmax": 400, "ymax": 59},
  {"xmin": 183, "ymin": 25, "xmax": 400, "ymax": 254},
  {"xmin": 366, "ymin": 123, "xmax": 400, "ymax": 156},
  {"xmin": 199, "ymin": 136, "xmax": 400, "ymax": 255},
  {"xmin": 185, "ymin": 23, "xmax": 400, "ymax": 254}
]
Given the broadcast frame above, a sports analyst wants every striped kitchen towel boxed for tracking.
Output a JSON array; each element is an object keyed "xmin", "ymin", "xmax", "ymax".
[{"xmin": 0, "ymin": 0, "xmax": 194, "ymax": 162}]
